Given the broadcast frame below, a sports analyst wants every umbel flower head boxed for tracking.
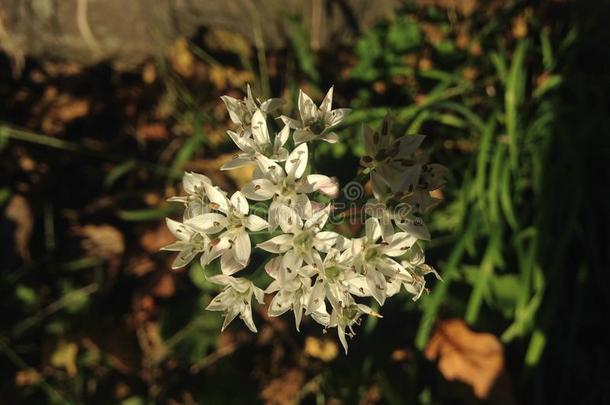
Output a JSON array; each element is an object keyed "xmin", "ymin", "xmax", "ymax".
[{"xmin": 163, "ymin": 85, "xmax": 447, "ymax": 354}]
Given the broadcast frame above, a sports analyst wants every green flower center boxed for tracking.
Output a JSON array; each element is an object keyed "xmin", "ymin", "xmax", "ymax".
[{"xmin": 293, "ymin": 230, "xmax": 315, "ymax": 253}]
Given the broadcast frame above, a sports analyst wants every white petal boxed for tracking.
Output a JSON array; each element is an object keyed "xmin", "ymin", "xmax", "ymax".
[
  {"xmin": 265, "ymin": 256, "xmax": 282, "ymax": 278},
  {"xmin": 274, "ymin": 123, "xmax": 290, "ymax": 150},
  {"xmin": 337, "ymin": 325, "xmax": 349, "ymax": 355},
  {"xmin": 165, "ymin": 218, "xmax": 188, "ymax": 240},
  {"xmin": 319, "ymin": 86, "xmax": 333, "ymax": 113},
  {"xmin": 268, "ymin": 291, "xmax": 293, "ymax": 317},
  {"xmin": 256, "ymin": 234, "xmax": 293, "ymax": 253},
  {"xmin": 220, "ymin": 95, "xmax": 243, "ymax": 124},
  {"xmin": 282, "ymin": 251, "xmax": 304, "ymax": 274},
  {"xmin": 186, "ymin": 213, "xmax": 228, "ymax": 234},
  {"xmin": 366, "ymin": 270, "xmax": 387, "ymax": 305},
  {"xmin": 206, "ymin": 237, "xmax": 232, "ymax": 263},
  {"xmin": 203, "ymin": 183, "xmax": 230, "ymax": 213},
  {"xmin": 393, "ymin": 135, "xmax": 426, "ymax": 157},
  {"xmin": 260, "ymin": 97, "xmax": 285, "ymax": 113},
  {"xmin": 298, "ymin": 89, "xmax": 317, "ymax": 122},
  {"xmin": 347, "ymin": 276, "xmax": 371, "ymax": 297},
  {"xmin": 255, "ymin": 154, "xmax": 285, "ymax": 183},
  {"xmin": 304, "ymin": 204, "xmax": 331, "ymax": 230},
  {"xmin": 365, "ymin": 217, "xmax": 382, "ymax": 243},
  {"xmin": 306, "ymin": 280, "xmax": 326, "ymax": 315},
  {"xmin": 326, "ymin": 108, "xmax": 350, "ymax": 127},
  {"xmin": 183, "ymin": 172, "xmax": 212, "ymax": 195},
  {"xmin": 251, "ymin": 109, "xmax": 270, "ymax": 145},
  {"xmin": 314, "ymin": 231, "xmax": 349, "ymax": 252},
  {"xmin": 300, "ymin": 175, "xmax": 339, "ymax": 197},
  {"xmin": 221, "ymin": 307, "xmax": 240, "ymax": 331},
  {"xmin": 396, "ymin": 216, "xmax": 431, "ymax": 240},
  {"xmin": 383, "ymin": 232, "xmax": 417, "ymax": 256},
  {"xmin": 265, "ymin": 279, "xmax": 282, "ymax": 293},
  {"xmin": 421, "ymin": 163, "xmax": 448, "ymax": 190},
  {"xmin": 285, "ymin": 142, "xmax": 308, "ymax": 180},
  {"xmin": 293, "ymin": 296, "xmax": 304, "ymax": 331},
  {"xmin": 221, "ymin": 250, "xmax": 245, "ymax": 275},
  {"xmin": 293, "ymin": 129, "xmax": 313, "ymax": 144},
  {"xmin": 278, "ymin": 205, "xmax": 303, "ymax": 234},
  {"xmin": 252, "ymin": 285, "xmax": 265, "ymax": 305},
  {"xmin": 267, "ymin": 199, "xmax": 283, "ymax": 230},
  {"xmin": 245, "ymin": 214, "xmax": 268, "ymax": 231},
  {"xmin": 321, "ymin": 132, "xmax": 339, "ymax": 143},
  {"xmin": 171, "ymin": 247, "xmax": 198, "ymax": 269},
  {"xmin": 230, "ymin": 191, "xmax": 249, "ymax": 215},
  {"xmin": 241, "ymin": 179, "xmax": 277, "ymax": 201},
  {"xmin": 232, "ymin": 231, "xmax": 251, "ymax": 266},
  {"xmin": 206, "ymin": 290, "xmax": 232, "ymax": 311},
  {"xmin": 227, "ymin": 130, "xmax": 255, "ymax": 153},
  {"xmin": 245, "ymin": 84, "xmax": 257, "ymax": 111},
  {"xmin": 291, "ymin": 194, "xmax": 312, "ymax": 219},
  {"xmin": 279, "ymin": 115, "xmax": 302, "ymax": 129},
  {"xmin": 221, "ymin": 156, "xmax": 254, "ymax": 171}
]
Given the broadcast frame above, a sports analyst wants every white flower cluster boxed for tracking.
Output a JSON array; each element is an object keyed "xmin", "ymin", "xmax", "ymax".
[{"xmin": 163, "ymin": 85, "xmax": 446, "ymax": 353}]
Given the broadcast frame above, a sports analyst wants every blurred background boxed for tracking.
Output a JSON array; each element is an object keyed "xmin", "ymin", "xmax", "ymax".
[{"xmin": 1, "ymin": 0, "xmax": 608, "ymax": 403}]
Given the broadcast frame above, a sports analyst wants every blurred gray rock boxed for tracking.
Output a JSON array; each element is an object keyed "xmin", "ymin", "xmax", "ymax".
[{"xmin": 0, "ymin": 0, "xmax": 398, "ymax": 70}]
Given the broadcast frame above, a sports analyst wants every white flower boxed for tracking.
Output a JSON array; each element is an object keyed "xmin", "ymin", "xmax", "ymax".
[
  {"xmin": 365, "ymin": 172, "xmax": 431, "ymax": 241},
  {"xmin": 186, "ymin": 185, "xmax": 268, "ymax": 274},
  {"xmin": 221, "ymin": 109, "xmax": 290, "ymax": 170},
  {"xmin": 167, "ymin": 172, "xmax": 214, "ymax": 219},
  {"xmin": 328, "ymin": 302, "xmax": 381, "ymax": 354},
  {"xmin": 221, "ymin": 84, "xmax": 284, "ymax": 130},
  {"xmin": 264, "ymin": 252, "xmax": 315, "ymax": 330},
  {"xmin": 350, "ymin": 218, "xmax": 417, "ymax": 305},
  {"xmin": 400, "ymin": 244, "xmax": 442, "ymax": 300},
  {"xmin": 161, "ymin": 218, "xmax": 211, "ymax": 269},
  {"xmin": 257, "ymin": 205, "xmax": 348, "ymax": 265},
  {"xmin": 281, "ymin": 87, "xmax": 350, "ymax": 144},
  {"xmin": 360, "ymin": 117, "xmax": 426, "ymax": 194},
  {"xmin": 241, "ymin": 143, "xmax": 337, "ymax": 229},
  {"xmin": 206, "ymin": 274, "xmax": 265, "ymax": 332},
  {"xmin": 162, "ymin": 85, "xmax": 445, "ymax": 350}
]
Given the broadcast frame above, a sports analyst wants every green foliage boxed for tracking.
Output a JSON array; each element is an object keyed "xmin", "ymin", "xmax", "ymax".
[{"xmin": 351, "ymin": 16, "xmax": 422, "ymax": 82}]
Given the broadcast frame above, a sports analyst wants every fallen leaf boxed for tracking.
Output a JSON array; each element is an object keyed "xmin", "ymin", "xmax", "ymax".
[
  {"xmin": 5, "ymin": 194, "xmax": 33, "ymax": 261},
  {"xmin": 15, "ymin": 369, "xmax": 41, "ymax": 387},
  {"xmin": 168, "ymin": 37, "xmax": 195, "ymax": 78},
  {"xmin": 151, "ymin": 271, "xmax": 175, "ymax": 298},
  {"xmin": 136, "ymin": 122, "xmax": 168, "ymax": 142},
  {"xmin": 76, "ymin": 224, "xmax": 125, "ymax": 262},
  {"xmin": 425, "ymin": 318, "xmax": 514, "ymax": 401},
  {"xmin": 260, "ymin": 368, "xmax": 305, "ymax": 405},
  {"xmin": 140, "ymin": 223, "xmax": 174, "ymax": 253},
  {"xmin": 50, "ymin": 340, "xmax": 78, "ymax": 376},
  {"xmin": 304, "ymin": 336, "xmax": 338, "ymax": 362}
]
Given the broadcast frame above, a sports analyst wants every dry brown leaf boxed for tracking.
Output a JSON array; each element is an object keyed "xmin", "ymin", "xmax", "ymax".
[
  {"xmin": 151, "ymin": 271, "xmax": 176, "ymax": 298},
  {"xmin": 260, "ymin": 368, "xmax": 305, "ymax": 405},
  {"xmin": 50, "ymin": 340, "xmax": 78, "ymax": 377},
  {"xmin": 136, "ymin": 122, "xmax": 168, "ymax": 142},
  {"xmin": 204, "ymin": 28, "xmax": 252, "ymax": 58},
  {"xmin": 127, "ymin": 256, "xmax": 156, "ymax": 277},
  {"xmin": 304, "ymin": 337, "xmax": 339, "ymax": 362},
  {"xmin": 76, "ymin": 224, "xmax": 125, "ymax": 262},
  {"xmin": 168, "ymin": 37, "xmax": 195, "ymax": 78},
  {"xmin": 5, "ymin": 194, "xmax": 33, "ymax": 261},
  {"xmin": 140, "ymin": 223, "xmax": 175, "ymax": 253},
  {"xmin": 15, "ymin": 369, "xmax": 41, "ymax": 387},
  {"xmin": 425, "ymin": 318, "xmax": 513, "ymax": 400}
]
